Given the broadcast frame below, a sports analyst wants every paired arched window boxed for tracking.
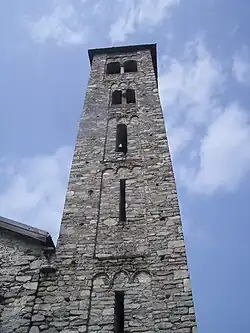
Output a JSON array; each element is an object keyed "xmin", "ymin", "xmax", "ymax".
[
  {"xmin": 107, "ymin": 62, "xmax": 121, "ymax": 74},
  {"xmin": 124, "ymin": 60, "xmax": 137, "ymax": 73},
  {"xmin": 106, "ymin": 60, "xmax": 137, "ymax": 74},
  {"xmin": 126, "ymin": 89, "xmax": 136, "ymax": 104},
  {"xmin": 112, "ymin": 89, "xmax": 136, "ymax": 105},
  {"xmin": 112, "ymin": 90, "xmax": 122, "ymax": 105}
]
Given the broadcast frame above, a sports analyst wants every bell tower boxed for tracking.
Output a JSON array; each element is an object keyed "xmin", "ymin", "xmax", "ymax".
[{"xmin": 51, "ymin": 44, "xmax": 197, "ymax": 332}]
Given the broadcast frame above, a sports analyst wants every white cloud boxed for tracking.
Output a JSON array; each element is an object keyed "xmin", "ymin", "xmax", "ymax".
[
  {"xmin": 26, "ymin": 1, "xmax": 88, "ymax": 46},
  {"xmin": 161, "ymin": 38, "xmax": 224, "ymax": 120},
  {"xmin": 0, "ymin": 146, "xmax": 73, "ymax": 242},
  {"xmin": 25, "ymin": 0, "xmax": 181, "ymax": 46},
  {"xmin": 159, "ymin": 37, "xmax": 224, "ymax": 155},
  {"xmin": 109, "ymin": 2, "xmax": 137, "ymax": 43},
  {"xmin": 137, "ymin": 0, "xmax": 181, "ymax": 26},
  {"xmin": 160, "ymin": 37, "xmax": 250, "ymax": 194},
  {"xmin": 109, "ymin": 0, "xmax": 181, "ymax": 43},
  {"xmin": 180, "ymin": 104, "xmax": 250, "ymax": 194},
  {"xmin": 167, "ymin": 126, "xmax": 194, "ymax": 157},
  {"xmin": 232, "ymin": 46, "xmax": 250, "ymax": 84}
]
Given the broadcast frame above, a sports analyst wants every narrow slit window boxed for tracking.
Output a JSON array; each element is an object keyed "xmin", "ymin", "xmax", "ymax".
[
  {"xmin": 112, "ymin": 90, "xmax": 122, "ymax": 105},
  {"xmin": 116, "ymin": 124, "xmax": 127, "ymax": 154},
  {"xmin": 107, "ymin": 62, "xmax": 121, "ymax": 74},
  {"xmin": 115, "ymin": 291, "xmax": 124, "ymax": 333},
  {"xmin": 119, "ymin": 179, "xmax": 126, "ymax": 223},
  {"xmin": 126, "ymin": 89, "xmax": 135, "ymax": 104},
  {"xmin": 124, "ymin": 60, "xmax": 137, "ymax": 73}
]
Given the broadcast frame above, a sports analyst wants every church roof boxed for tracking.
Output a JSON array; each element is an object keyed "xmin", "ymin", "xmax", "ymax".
[
  {"xmin": 88, "ymin": 43, "xmax": 158, "ymax": 81},
  {"xmin": 0, "ymin": 215, "xmax": 55, "ymax": 250}
]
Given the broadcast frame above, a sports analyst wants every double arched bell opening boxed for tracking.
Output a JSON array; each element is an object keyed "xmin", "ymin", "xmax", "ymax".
[
  {"xmin": 106, "ymin": 60, "xmax": 137, "ymax": 75},
  {"xmin": 111, "ymin": 89, "xmax": 136, "ymax": 105},
  {"xmin": 107, "ymin": 62, "xmax": 121, "ymax": 74}
]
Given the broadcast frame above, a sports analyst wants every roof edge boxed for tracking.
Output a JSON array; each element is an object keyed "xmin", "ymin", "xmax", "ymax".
[
  {"xmin": 0, "ymin": 215, "xmax": 55, "ymax": 250},
  {"xmin": 88, "ymin": 43, "xmax": 158, "ymax": 81}
]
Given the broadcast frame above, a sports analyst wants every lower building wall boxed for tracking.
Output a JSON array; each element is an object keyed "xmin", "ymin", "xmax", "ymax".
[
  {"xmin": 0, "ymin": 233, "xmax": 197, "ymax": 333},
  {"xmin": 0, "ymin": 230, "xmax": 45, "ymax": 333},
  {"xmin": 24, "ymin": 247, "xmax": 196, "ymax": 332}
]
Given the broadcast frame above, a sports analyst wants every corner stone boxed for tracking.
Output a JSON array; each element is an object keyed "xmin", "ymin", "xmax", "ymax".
[
  {"xmin": 168, "ymin": 240, "xmax": 185, "ymax": 248},
  {"xmin": 184, "ymin": 278, "xmax": 191, "ymax": 291},
  {"xmin": 174, "ymin": 270, "xmax": 189, "ymax": 280}
]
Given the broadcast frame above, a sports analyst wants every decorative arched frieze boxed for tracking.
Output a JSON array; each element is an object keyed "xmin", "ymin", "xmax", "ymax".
[
  {"xmin": 117, "ymin": 116, "xmax": 127, "ymax": 125},
  {"xmin": 92, "ymin": 272, "xmax": 110, "ymax": 287},
  {"xmin": 102, "ymin": 167, "xmax": 115, "ymax": 178},
  {"xmin": 129, "ymin": 114, "xmax": 138, "ymax": 124},
  {"xmin": 112, "ymin": 270, "xmax": 129, "ymax": 289},
  {"xmin": 132, "ymin": 270, "xmax": 152, "ymax": 284},
  {"xmin": 110, "ymin": 82, "xmax": 118, "ymax": 90}
]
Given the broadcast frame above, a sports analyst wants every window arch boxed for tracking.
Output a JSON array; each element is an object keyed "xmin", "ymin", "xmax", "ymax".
[
  {"xmin": 107, "ymin": 62, "xmax": 121, "ymax": 74},
  {"xmin": 116, "ymin": 123, "xmax": 127, "ymax": 154},
  {"xmin": 112, "ymin": 90, "xmax": 122, "ymax": 105},
  {"xmin": 124, "ymin": 60, "xmax": 137, "ymax": 73},
  {"xmin": 126, "ymin": 89, "xmax": 136, "ymax": 104}
]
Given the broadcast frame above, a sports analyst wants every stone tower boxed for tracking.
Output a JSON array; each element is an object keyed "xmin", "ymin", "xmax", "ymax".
[
  {"xmin": 50, "ymin": 43, "xmax": 197, "ymax": 332},
  {"xmin": 0, "ymin": 44, "xmax": 197, "ymax": 333}
]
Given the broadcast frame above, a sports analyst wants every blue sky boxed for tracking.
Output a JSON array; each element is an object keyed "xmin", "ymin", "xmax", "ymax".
[{"xmin": 1, "ymin": 0, "xmax": 250, "ymax": 332}]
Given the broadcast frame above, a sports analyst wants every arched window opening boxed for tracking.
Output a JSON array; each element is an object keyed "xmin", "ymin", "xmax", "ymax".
[
  {"xmin": 126, "ymin": 89, "xmax": 136, "ymax": 104},
  {"xmin": 115, "ymin": 291, "xmax": 124, "ymax": 333},
  {"xmin": 107, "ymin": 62, "xmax": 121, "ymax": 74},
  {"xmin": 116, "ymin": 124, "xmax": 127, "ymax": 154},
  {"xmin": 112, "ymin": 90, "xmax": 122, "ymax": 105},
  {"xmin": 124, "ymin": 60, "xmax": 137, "ymax": 73},
  {"xmin": 119, "ymin": 180, "xmax": 126, "ymax": 223}
]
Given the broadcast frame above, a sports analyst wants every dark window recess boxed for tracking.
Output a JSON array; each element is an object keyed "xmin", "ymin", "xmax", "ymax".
[
  {"xmin": 115, "ymin": 291, "xmax": 124, "ymax": 333},
  {"xmin": 116, "ymin": 124, "xmax": 127, "ymax": 154},
  {"xmin": 119, "ymin": 179, "xmax": 126, "ymax": 223},
  {"xmin": 124, "ymin": 60, "xmax": 137, "ymax": 73},
  {"xmin": 112, "ymin": 90, "xmax": 122, "ymax": 105},
  {"xmin": 107, "ymin": 62, "xmax": 121, "ymax": 74},
  {"xmin": 126, "ymin": 89, "xmax": 136, "ymax": 104}
]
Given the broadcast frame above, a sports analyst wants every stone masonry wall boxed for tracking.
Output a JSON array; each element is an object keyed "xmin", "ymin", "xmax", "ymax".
[
  {"xmin": 0, "ymin": 230, "xmax": 48, "ymax": 333},
  {"xmin": 96, "ymin": 166, "xmax": 147, "ymax": 257},
  {"xmin": 0, "ymin": 46, "xmax": 197, "ymax": 333},
  {"xmin": 34, "ymin": 48, "xmax": 196, "ymax": 332}
]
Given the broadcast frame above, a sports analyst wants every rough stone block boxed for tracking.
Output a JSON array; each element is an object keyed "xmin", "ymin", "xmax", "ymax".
[
  {"xmin": 24, "ymin": 282, "xmax": 38, "ymax": 290},
  {"xmin": 174, "ymin": 270, "xmax": 189, "ymax": 280},
  {"xmin": 16, "ymin": 275, "xmax": 32, "ymax": 282},
  {"xmin": 32, "ymin": 314, "xmax": 45, "ymax": 322}
]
